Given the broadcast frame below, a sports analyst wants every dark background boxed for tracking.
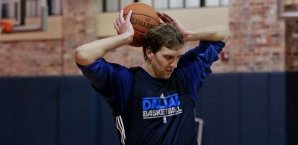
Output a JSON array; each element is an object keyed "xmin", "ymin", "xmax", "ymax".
[{"xmin": 0, "ymin": 72, "xmax": 296, "ymax": 145}]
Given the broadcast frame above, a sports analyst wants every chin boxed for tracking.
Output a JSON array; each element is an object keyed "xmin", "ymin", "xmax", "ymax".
[{"xmin": 163, "ymin": 74, "xmax": 171, "ymax": 79}]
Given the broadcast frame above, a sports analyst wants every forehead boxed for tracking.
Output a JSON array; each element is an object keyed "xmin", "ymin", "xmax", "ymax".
[{"xmin": 157, "ymin": 46, "xmax": 183, "ymax": 55}]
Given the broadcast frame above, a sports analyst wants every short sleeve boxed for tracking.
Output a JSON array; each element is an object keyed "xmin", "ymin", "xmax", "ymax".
[
  {"xmin": 175, "ymin": 41, "xmax": 225, "ymax": 99},
  {"xmin": 78, "ymin": 58, "xmax": 133, "ymax": 116}
]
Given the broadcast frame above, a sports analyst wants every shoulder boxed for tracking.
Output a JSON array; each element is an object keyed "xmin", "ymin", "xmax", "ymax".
[{"xmin": 128, "ymin": 67, "xmax": 142, "ymax": 74}]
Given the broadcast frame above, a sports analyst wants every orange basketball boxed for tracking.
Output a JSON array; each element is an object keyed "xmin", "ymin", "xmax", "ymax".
[
  {"xmin": 0, "ymin": 20, "xmax": 13, "ymax": 33},
  {"xmin": 123, "ymin": 3, "xmax": 160, "ymax": 47}
]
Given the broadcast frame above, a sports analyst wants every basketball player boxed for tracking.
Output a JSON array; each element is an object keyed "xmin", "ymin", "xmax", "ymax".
[{"xmin": 74, "ymin": 10, "xmax": 230, "ymax": 145}]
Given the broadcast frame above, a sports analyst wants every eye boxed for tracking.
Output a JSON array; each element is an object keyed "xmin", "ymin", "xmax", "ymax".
[{"xmin": 164, "ymin": 55, "xmax": 173, "ymax": 60}]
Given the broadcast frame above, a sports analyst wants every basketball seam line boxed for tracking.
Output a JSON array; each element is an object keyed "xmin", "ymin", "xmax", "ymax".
[
  {"xmin": 123, "ymin": 13, "xmax": 160, "ymax": 23},
  {"xmin": 134, "ymin": 28, "xmax": 145, "ymax": 33}
]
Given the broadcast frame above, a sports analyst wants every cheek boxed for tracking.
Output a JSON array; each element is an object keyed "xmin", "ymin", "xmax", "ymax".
[{"xmin": 156, "ymin": 58, "xmax": 168, "ymax": 68}]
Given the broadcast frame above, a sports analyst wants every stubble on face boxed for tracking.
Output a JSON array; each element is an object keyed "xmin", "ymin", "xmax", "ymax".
[{"xmin": 150, "ymin": 46, "xmax": 182, "ymax": 79}]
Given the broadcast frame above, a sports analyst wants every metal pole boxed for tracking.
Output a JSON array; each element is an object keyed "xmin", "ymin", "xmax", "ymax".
[
  {"xmin": 20, "ymin": 0, "xmax": 26, "ymax": 25},
  {"xmin": 0, "ymin": 0, "xmax": 2, "ymax": 18},
  {"xmin": 219, "ymin": 0, "xmax": 223, "ymax": 6},
  {"xmin": 200, "ymin": 0, "xmax": 205, "ymax": 7},
  {"xmin": 103, "ymin": 0, "xmax": 106, "ymax": 12},
  {"xmin": 41, "ymin": 0, "xmax": 48, "ymax": 31}
]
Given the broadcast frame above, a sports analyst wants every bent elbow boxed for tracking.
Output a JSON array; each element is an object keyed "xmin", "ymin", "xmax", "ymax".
[
  {"xmin": 74, "ymin": 47, "xmax": 92, "ymax": 66},
  {"xmin": 215, "ymin": 28, "xmax": 230, "ymax": 43},
  {"xmin": 222, "ymin": 30, "xmax": 231, "ymax": 43}
]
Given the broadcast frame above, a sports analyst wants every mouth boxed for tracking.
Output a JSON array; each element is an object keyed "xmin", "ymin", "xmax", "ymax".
[{"xmin": 165, "ymin": 69, "xmax": 173, "ymax": 74}]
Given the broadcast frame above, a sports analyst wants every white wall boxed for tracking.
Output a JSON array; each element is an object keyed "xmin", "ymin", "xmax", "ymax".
[{"xmin": 97, "ymin": 7, "xmax": 229, "ymax": 37}]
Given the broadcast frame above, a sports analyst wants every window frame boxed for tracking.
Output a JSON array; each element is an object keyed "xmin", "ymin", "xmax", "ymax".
[
  {"xmin": 278, "ymin": 0, "xmax": 298, "ymax": 18},
  {"xmin": 101, "ymin": 0, "xmax": 229, "ymax": 12}
]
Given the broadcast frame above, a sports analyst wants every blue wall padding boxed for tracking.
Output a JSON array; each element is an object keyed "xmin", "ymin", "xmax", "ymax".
[
  {"xmin": 221, "ymin": 73, "xmax": 241, "ymax": 145},
  {"xmin": 96, "ymin": 91, "xmax": 121, "ymax": 145},
  {"xmin": 0, "ymin": 78, "xmax": 15, "ymax": 145},
  {"xmin": 0, "ymin": 77, "xmax": 59, "ymax": 145},
  {"xmin": 197, "ymin": 73, "xmax": 241, "ymax": 145},
  {"xmin": 269, "ymin": 73, "xmax": 286, "ymax": 145},
  {"xmin": 59, "ymin": 77, "xmax": 94, "ymax": 145},
  {"xmin": 197, "ymin": 74, "xmax": 224, "ymax": 145},
  {"xmin": 196, "ymin": 72, "xmax": 288, "ymax": 145},
  {"xmin": 0, "ymin": 73, "xmax": 293, "ymax": 145},
  {"xmin": 286, "ymin": 72, "xmax": 298, "ymax": 145},
  {"xmin": 240, "ymin": 73, "xmax": 269, "ymax": 145}
]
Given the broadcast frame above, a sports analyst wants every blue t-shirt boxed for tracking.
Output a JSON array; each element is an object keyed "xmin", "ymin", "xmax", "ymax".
[{"xmin": 79, "ymin": 41, "xmax": 225, "ymax": 145}]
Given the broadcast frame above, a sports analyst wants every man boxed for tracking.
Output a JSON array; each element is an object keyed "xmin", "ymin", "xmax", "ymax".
[{"xmin": 74, "ymin": 9, "xmax": 230, "ymax": 145}]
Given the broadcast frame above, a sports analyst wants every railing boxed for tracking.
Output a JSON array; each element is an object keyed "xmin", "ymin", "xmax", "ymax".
[
  {"xmin": 0, "ymin": 0, "xmax": 62, "ymax": 19},
  {"xmin": 101, "ymin": 0, "xmax": 229, "ymax": 12},
  {"xmin": 0, "ymin": 0, "xmax": 48, "ymax": 32}
]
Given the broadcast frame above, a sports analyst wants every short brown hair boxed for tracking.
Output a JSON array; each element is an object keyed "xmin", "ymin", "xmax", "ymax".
[{"xmin": 143, "ymin": 24, "xmax": 184, "ymax": 60}]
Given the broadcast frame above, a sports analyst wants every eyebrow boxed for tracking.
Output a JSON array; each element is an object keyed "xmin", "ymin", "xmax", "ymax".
[{"xmin": 163, "ymin": 54, "xmax": 181, "ymax": 58}]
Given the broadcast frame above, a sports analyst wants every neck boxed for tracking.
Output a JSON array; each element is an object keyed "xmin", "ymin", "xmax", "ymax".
[{"xmin": 142, "ymin": 61, "xmax": 157, "ymax": 78}]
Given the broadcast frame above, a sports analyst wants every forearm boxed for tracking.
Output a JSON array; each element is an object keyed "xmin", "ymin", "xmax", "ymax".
[
  {"xmin": 74, "ymin": 33, "xmax": 132, "ymax": 66},
  {"xmin": 184, "ymin": 25, "xmax": 230, "ymax": 43}
]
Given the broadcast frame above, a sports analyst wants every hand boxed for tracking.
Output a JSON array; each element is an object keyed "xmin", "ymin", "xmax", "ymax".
[
  {"xmin": 114, "ymin": 10, "xmax": 134, "ymax": 38},
  {"xmin": 157, "ymin": 11, "xmax": 191, "ymax": 37}
]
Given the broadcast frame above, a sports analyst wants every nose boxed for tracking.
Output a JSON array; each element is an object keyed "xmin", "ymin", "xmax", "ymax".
[{"xmin": 170, "ymin": 59, "xmax": 178, "ymax": 68}]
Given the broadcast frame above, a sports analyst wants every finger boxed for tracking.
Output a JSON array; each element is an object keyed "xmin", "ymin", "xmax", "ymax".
[
  {"xmin": 157, "ymin": 12, "xmax": 165, "ymax": 23},
  {"xmin": 163, "ymin": 13, "xmax": 175, "ymax": 22},
  {"xmin": 157, "ymin": 12, "xmax": 166, "ymax": 19},
  {"xmin": 126, "ymin": 10, "xmax": 132, "ymax": 21},
  {"xmin": 162, "ymin": 16, "xmax": 171, "ymax": 23},
  {"xmin": 120, "ymin": 9, "xmax": 125, "ymax": 23},
  {"xmin": 116, "ymin": 13, "xmax": 123, "ymax": 27},
  {"xmin": 116, "ymin": 19, "xmax": 122, "ymax": 27},
  {"xmin": 113, "ymin": 22, "xmax": 120, "ymax": 34},
  {"xmin": 113, "ymin": 21, "xmax": 119, "ymax": 31},
  {"xmin": 116, "ymin": 12, "xmax": 121, "ymax": 25},
  {"xmin": 157, "ymin": 12, "xmax": 171, "ymax": 23},
  {"xmin": 157, "ymin": 11, "xmax": 163, "ymax": 17},
  {"xmin": 159, "ymin": 18, "xmax": 165, "ymax": 23}
]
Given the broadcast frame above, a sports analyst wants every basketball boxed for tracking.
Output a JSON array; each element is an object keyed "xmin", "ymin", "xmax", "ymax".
[
  {"xmin": 0, "ymin": 20, "xmax": 13, "ymax": 33},
  {"xmin": 123, "ymin": 3, "xmax": 160, "ymax": 47}
]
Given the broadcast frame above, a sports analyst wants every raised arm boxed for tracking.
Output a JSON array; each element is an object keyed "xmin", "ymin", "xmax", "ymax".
[
  {"xmin": 183, "ymin": 25, "xmax": 230, "ymax": 43},
  {"xmin": 157, "ymin": 12, "xmax": 230, "ymax": 43},
  {"xmin": 74, "ymin": 10, "xmax": 133, "ymax": 66}
]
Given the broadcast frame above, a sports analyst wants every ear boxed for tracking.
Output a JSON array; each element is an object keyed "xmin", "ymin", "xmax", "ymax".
[{"xmin": 146, "ymin": 48, "xmax": 154, "ymax": 60}]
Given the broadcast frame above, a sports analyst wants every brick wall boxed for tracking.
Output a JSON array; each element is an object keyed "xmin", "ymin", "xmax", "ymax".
[
  {"xmin": 1, "ymin": 0, "xmax": 297, "ymax": 76},
  {"xmin": 0, "ymin": 0, "xmax": 98, "ymax": 76},
  {"xmin": 227, "ymin": 0, "xmax": 286, "ymax": 72},
  {"xmin": 62, "ymin": 0, "xmax": 98, "ymax": 75},
  {"xmin": 285, "ymin": 2, "xmax": 298, "ymax": 71},
  {"xmin": 285, "ymin": 20, "xmax": 298, "ymax": 71},
  {"xmin": 0, "ymin": 40, "xmax": 63, "ymax": 76}
]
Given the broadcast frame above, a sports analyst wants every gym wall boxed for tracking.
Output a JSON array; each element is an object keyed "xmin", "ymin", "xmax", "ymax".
[{"xmin": 0, "ymin": 73, "xmax": 297, "ymax": 145}]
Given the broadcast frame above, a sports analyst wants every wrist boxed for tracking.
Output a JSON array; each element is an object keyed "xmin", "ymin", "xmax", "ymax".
[{"xmin": 120, "ymin": 32, "xmax": 134, "ymax": 45}]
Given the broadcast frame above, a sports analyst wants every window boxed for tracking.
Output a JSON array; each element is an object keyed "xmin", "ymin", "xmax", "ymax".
[
  {"xmin": 153, "ymin": 0, "xmax": 168, "ymax": 9},
  {"xmin": 206, "ymin": 0, "xmax": 229, "ymax": 7},
  {"xmin": 206, "ymin": 0, "xmax": 219, "ymax": 7},
  {"xmin": 279, "ymin": 0, "xmax": 298, "ymax": 18},
  {"xmin": 1, "ymin": 3, "xmax": 9, "ymax": 18},
  {"xmin": 139, "ymin": 0, "xmax": 152, "ymax": 6},
  {"xmin": 103, "ymin": 0, "xmax": 136, "ymax": 12},
  {"xmin": 169, "ymin": 0, "xmax": 184, "ymax": 9},
  {"xmin": 101, "ymin": 0, "xmax": 229, "ymax": 12},
  {"xmin": 50, "ymin": 0, "xmax": 62, "ymax": 15},
  {"xmin": 186, "ymin": 0, "xmax": 200, "ymax": 8},
  {"xmin": 26, "ymin": 0, "xmax": 62, "ymax": 17},
  {"xmin": 0, "ymin": 0, "xmax": 62, "ymax": 19},
  {"xmin": 1, "ymin": 0, "xmax": 20, "ymax": 22}
]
